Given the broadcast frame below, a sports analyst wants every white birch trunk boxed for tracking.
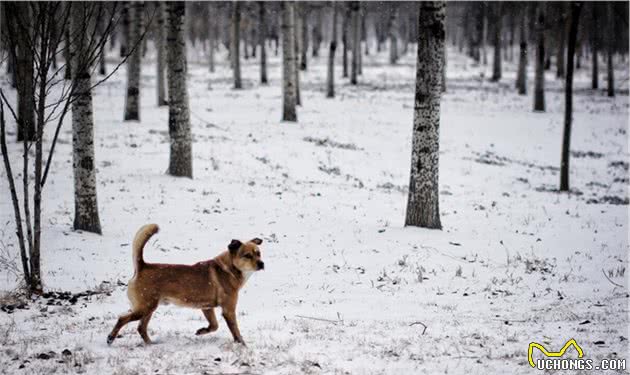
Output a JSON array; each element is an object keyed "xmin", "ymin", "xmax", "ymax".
[
  {"xmin": 533, "ymin": 4, "xmax": 545, "ymax": 111},
  {"xmin": 157, "ymin": 2, "xmax": 167, "ymax": 106},
  {"xmin": 259, "ymin": 1, "xmax": 268, "ymax": 84},
  {"xmin": 326, "ymin": 3, "xmax": 338, "ymax": 98},
  {"xmin": 516, "ymin": 5, "xmax": 527, "ymax": 95},
  {"xmin": 166, "ymin": 2, "xmax": 192, "ymax": 177},
  {"xmin": 350, "ymin": 1, "xmax": 359, "ymax": 85},
  {"xmin": 232, "ymin": 1, "xmax": 242, "ymax": 89},
  {"xmin": 389, "ymin": 6, "xmax": 398, "ymax": 64},
  {"xmin": 124, "ymin": 2, "xmax": 143, "ymax": 121},
  {"xmin": 606, "ymin": 2, "xmax": 614, "ymax": 97},
  {"xmin": 71, "ymin": 2, "xmax": 102, "ymax": 234},
  {"xmin": 294, "ymin": 2, "xmax": 301, "ymax": 106},
  {"xmin": 491, "ymin": 4, "xmax": 502, "ymax": 81},
  {"xmin": 405, "ymin": 1, "xmax": 445, "ymax": 229},
  {"xmin": 281, "ymin": 1, "xmax": 297, "ymax": 122}
]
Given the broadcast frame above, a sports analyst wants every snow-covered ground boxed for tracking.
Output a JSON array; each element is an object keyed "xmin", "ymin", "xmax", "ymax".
[{"xmin": 1, "ymin": 44, "xmax": 628, "ymax": 374}]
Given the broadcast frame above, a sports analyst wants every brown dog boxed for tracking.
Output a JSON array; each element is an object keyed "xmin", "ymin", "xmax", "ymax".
[{"xmin": 107, "ymin": 224, "xmax": 264, "ymax": 346}]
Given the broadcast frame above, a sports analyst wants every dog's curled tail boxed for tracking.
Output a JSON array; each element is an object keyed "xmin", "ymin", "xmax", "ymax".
[{"xmin": 132, "ymin": 224, "xmax": 159, "ymax": 272}]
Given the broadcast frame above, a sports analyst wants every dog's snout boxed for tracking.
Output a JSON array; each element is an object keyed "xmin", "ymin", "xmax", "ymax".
[{"xmin": 257, "ymin": 260, "xmax": 265, "ymax": 270}]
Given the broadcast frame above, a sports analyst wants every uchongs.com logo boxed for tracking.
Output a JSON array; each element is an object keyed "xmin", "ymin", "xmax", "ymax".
[{"xmin": 528, "ymin": 339, "xmax": 626, "ymax": 371}]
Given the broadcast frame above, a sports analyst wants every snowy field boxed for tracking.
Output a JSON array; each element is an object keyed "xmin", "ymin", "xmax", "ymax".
[{"xmin": 0, "ymin": 45, "xmax": 629, "ymax": 374}]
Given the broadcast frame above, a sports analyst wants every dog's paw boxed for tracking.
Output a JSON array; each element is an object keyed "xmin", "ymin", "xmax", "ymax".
[
  {"xmin": 106, "ymin": 334, "xmax": 115, "ymax": 345},
  {"xmin": 195, "ymin": 327, "xmax": 210, "ymax": 336}
]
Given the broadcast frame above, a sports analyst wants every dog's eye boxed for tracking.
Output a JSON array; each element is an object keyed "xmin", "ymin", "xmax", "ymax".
[{"xmin": 244, "ymin": 254, "xmax": 253, "ymax": 259}]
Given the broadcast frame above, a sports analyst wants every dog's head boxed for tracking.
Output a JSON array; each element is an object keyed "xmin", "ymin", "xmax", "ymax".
[{"xmin": 228, "ymin": 238, "xmax": 265, "ymax": 273}]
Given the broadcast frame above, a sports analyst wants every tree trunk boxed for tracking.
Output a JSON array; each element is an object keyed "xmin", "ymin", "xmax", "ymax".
[
  {"xmin": 389, "ymin": 5, "xmax": 398, "ymax": 64},
  {"xmin": 259, "ymin": 2, "xmax": 268, "ymax": 84},
  {"xmin": 405, "ymin": 1, "xmax": 444, "ymax": 230},
  {"xmin": 557, "ymin": 4, "xmax": 566, "ymax": 79},
  {"xmin": 591, "ymin": 3, "xmax": 598, "ymax": 89},
  {"xmin": 98, "ymin": 14, "xmax": 107, "ymax": 76},
  {"xmin": 120, "ymin": 2, "xmax": 129, "ymax": 57},
  {"xmin": 342, "ymin": 5, "xmax": 349, "ymax": 77},
  {"xmin": 208, "ymin": 4, "xmax": 216, "ymax": 73},
  {"xmin": 64, "ymin": 23, "xmax": 72, "ymax": 80},
  {"xmin": 14, "ymin": 3, "xmax": 35, "ymax": 141},
  {"xmin": 300, "ymin": 5, "xmax": 308, "ymax": 70},
  {"xmin": 294, "ymin": 3, "xmax": 301, "ymax": 105},
  {"xmin": 281, "ymin": 1, "xmax": 297, "ymax": 122},
  {"xmin": 157, "ymin": 2, "xmax": 167, "ymax": 106},
  {"xmin": 481, "ymin": 3, "xmax": 488, "ymax": 66},
  {"xmin": 350, "ymin": 1, "xmax": 359, "ymax": 85},
  {"xmin": 508, "ymin": 9, "xmax": 515, "ymax": 62},
  {"xmin": 232, "ymin": 2, "xmax": 242, "ymax": 89},
  {"xmin": 606, "ymin": 2, "xmax": 614, "ymax": 97},
  {"xmin": 166, "ymin": 1, "xmax": 192, "ymax": 178},
  {"xmin": 516, "ymin": 5, "xmax": 527, "ymax": 95},
  {"xmin": 71, "ymin": 2, "xmax": 102, "ymax": 234},
  {"xmin": 326, "ymin": 3, "xmax": 337, "ymax": 98},
  {"xmin": 533, "ymin": 4, "xmax": 545, "ymax": 112},
  {"xmin": 491, "ymin": 3, "xmax": 502, "ymax": 81},
  {"xmin": 560, "ymin": 2, "xmax": 581, "ymax": 192},
  {"xmin": 124, "ymin": 2, "xmax": 143, "ymax": 121},
  {"xmin": 362, "ymin": 4, "xmax": 368, "ymax": 56},
  {"xmin": 312, "ymin": 6, "xmax": 322, "ymax": 57}
]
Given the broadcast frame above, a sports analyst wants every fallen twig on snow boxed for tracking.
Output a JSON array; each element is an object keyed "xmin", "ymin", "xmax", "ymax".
[
  {"xmin": 409, "ymin": 321, "xmax": 428, "ymax": 335},
  {"xmin": 295, "ymin": 315, "xmax": 341, "ymax": 325},
  {"xmin": 602, "ymin": 269, "xmax": 625, "ymax": 288}
]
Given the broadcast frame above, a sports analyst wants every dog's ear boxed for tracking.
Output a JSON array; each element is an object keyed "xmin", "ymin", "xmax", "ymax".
[
  {"xmin": 228, "ymin": 239, "xmax": 242, "ymax": 255},
  {"xmin": 251, "ymin": 238, "xmax": 263, "ymax": 245}
]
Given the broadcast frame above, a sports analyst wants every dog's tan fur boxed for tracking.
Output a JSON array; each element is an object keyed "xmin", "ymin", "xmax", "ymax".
[{"xmin": 107, "ymin": 224, "xmax": 264, "ymax": 345}]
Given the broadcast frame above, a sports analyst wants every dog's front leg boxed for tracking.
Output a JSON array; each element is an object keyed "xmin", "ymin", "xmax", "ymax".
[
  {"xmin": 221, "ymin": 307, "xmax": 245, "ymax": 345},
  {"xmin": 196, "ymin": 308, "xmax": 219, "ymax": 335}
]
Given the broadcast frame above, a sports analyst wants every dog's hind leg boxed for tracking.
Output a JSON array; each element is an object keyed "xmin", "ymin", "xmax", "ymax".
[
  {"xmin": 137, "ymin": 304, "xmax": 158, "ymax": 344},
  {"xmin": 195, "ymin": 308, "xmax": 219, "ymax": 335},
  {"xmin": 107, "ymin": 310, "xmax": 143, "ymax": 345}
]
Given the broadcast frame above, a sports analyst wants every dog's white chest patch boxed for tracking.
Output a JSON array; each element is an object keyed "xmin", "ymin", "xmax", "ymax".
[{"xmin": 242, "ymin": 270, "xmax": 254, "ymax": 283}]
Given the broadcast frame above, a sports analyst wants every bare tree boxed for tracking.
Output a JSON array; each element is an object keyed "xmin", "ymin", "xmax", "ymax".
[
  {"xmin": 124, "ymin": 2, "xmax": 143, "ymax": 121},
  {"xmin": 259, "ymin": 1, "xmax": 268, "ymax": 84},
  {"xmin": 281, "ymin": 1, "xmax": 297, "ymax": 122},
  {"xmin": 342, "ymin": 4, "xmax": 349, "ymax": 77},
  {"xmin": 299, "ymin": 4, "xmax": 308, "ymax": 70},
  {"xmin": 350, "ymin": 1, "xmax": 360, "ymax": 85},
  {"xmin": 208, "ymin": 3, "xmax": 216, "ymax": 74},
  {"xmin": 8, "ymin": 3, "xmax": 35, "ymax": 141},
  {"xmin": 606, "ymin": 2, "xmax": 614, "ymax": 97},
  {"xmin": 232, "ymin": 1, "xmax": 242, "ymax": 89},
  {"xmin": 166, "ymin": 2, "xmax": 192, "ymax": 177},
  {"xmin": 491, "ymin": 3, "xmax": 502, "ymax": 82},
  {"xmin": 156, "ymin": 1, "xmax": 167, "ymax": 106},
  {"xmin": 533, "ymin": 4, "xmax": 545, "ymax": 112},
  {"xmin": 515, "ymin": 4, "xmax": 528, "ymax": 95},
  {"xmin": 560, "ymin": 2, "xmax": 582, "ymax": 191},
  {"xmin": 294, "ymin": 2, "xmax": 301, "ymax": 105},
  {"xmin": 326, "ymin": 3, "xmax": 338, "ymax": 98},
  {"xmin": 120, "ymin": 2, "xmax": 130, "ymax": 57},
  {"xmin": 1, "ymin": 3, "xmax": 118, "ymax": 293},
  {"xmin": 389, "ymin": 4, "xmax": 398, "ymax": 64},
  {"xmin": 70, "ymin": 2, "xmax": 102, "ymax": 234},
  {"xmin": 312, "ymin": 6, "xmax": 322, "ymax": 57},
  {"xmin": 591, "ymin": 3, "xmax": 598, "ymax": 90},
  {"xmin": 556, "ymin": 4, "xmax": 567, "ymax": 79},
  {"xmin": 405, "ymin": 1, "xmax": 445, "ymax": 229}
]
